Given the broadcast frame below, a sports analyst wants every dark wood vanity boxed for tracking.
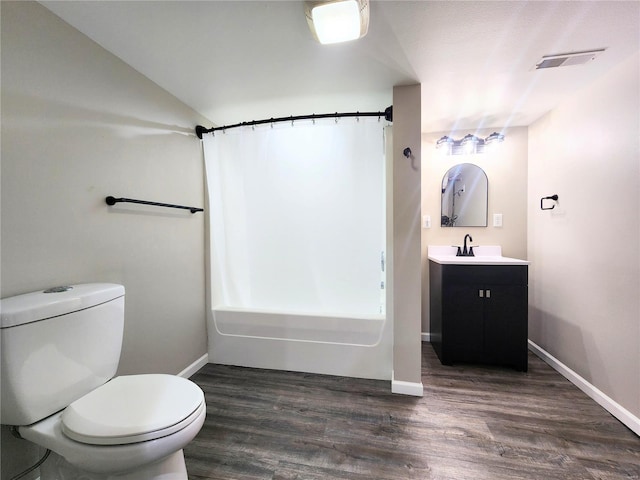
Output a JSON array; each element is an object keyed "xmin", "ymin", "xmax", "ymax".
[{"xmin": 428, "ymin": 249, "xmax": 528, "ymax": 371}]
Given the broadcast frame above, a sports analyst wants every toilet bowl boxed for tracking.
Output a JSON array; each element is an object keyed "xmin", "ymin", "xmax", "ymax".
[
  {"xmin": 20, "ymin": 374, "xmax": 206, "ymax": 479},
  {"xmin": 0, "ymin": 284, "xmax": 206, "ymax": 479}
]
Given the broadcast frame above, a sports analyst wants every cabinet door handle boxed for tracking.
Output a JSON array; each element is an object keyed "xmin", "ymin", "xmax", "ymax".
[
  {"xmin": 479, "ymin": 290, "xmax": 484, "ymax": 298},
  {"xmin": 486, "ymin": 289, "xmax": 491, "ymax": 298}
]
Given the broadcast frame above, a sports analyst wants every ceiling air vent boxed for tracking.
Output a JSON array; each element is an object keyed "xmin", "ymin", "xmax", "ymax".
[{"xmin": 535, "ymin": 49, "xmax": 606, "ymax": 69}]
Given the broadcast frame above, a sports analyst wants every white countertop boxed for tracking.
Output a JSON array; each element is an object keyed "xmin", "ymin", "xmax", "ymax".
[{"xmin": 427, "ymin": 245, "xmax": 529, "ymax": 266}]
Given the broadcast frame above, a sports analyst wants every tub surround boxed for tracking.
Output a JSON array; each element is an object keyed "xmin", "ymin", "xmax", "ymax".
[
  {"xmin": 208, "ymin": 308, "xmax": 393, "ymax": 380},
  {"xmin": 213, "ymin": 308, "xmax": 385, "ymax": 345}
]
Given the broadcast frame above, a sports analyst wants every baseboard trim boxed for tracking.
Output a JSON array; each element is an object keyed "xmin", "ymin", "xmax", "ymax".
[
  {"xmin": 391, "ymin": 371, "xmax": 424, "ymax": 397},
  {"xmin": 178, "ymin": 353, "xmax": 209, "ymax": 378},
  {"xmin": 528, "ymin": 340, "xmax": 640, "ymax": 436},
  {"xmin": 421, "ymin": 332, "xmax": 431, "ymax": 342}
]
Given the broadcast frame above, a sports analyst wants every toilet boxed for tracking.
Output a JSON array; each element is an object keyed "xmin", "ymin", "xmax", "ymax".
[{"xmin": 0, "ymin": 283, "xmax": 206, "ymax": 480}]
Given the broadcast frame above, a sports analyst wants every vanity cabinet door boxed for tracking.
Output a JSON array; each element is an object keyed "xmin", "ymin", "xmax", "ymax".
[
  {"xmin": 443, "ymin": 285, "xmax": 484, "ymax": 363},
  {"xmin": 483, "ymin": 284, "xmax": 528, "ymax": 371}
]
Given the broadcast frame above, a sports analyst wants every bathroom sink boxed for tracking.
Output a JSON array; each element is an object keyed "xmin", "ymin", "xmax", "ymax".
[{"xmin": 427, "ymin": 245, "xmax": 529, "ymax": 265}]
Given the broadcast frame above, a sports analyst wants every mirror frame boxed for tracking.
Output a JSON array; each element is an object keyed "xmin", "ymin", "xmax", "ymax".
[{"xmin": 440, "ymin": 163, "xmax": 488, "ymax": 227}]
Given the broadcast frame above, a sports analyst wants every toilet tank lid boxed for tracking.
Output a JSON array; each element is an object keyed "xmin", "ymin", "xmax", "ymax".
[{"xmin": 0, "ymin": 283, "xmax": 125, "ymax": 329}]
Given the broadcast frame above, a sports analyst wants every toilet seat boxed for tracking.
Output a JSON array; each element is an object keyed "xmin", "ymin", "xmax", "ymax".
[{"xmin": 61, "ymin": 374, "xmax": 205, "ymax": 446}]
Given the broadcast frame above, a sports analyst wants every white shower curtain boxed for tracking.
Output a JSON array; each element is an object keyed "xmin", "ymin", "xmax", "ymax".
[{"xmin": 203, "ymin": 117, "xmax": 385, "ymax": 317}]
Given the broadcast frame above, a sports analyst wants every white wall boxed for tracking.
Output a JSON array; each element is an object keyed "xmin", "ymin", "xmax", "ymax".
[
  {"xmin": 1, "ymin": 3, "xmax": 210, "ymax": 475},
  {"xmin": 1, "ymin": 0, "xmax": 209, "ymax": 376},
  {"xmin": 391, "ymin": 84, "xmax": 423, "ymax": 394},
  {"xmin": 528, "ymin": 52, "xmax": 640, "ymax": 429},
  {"xmin": 1, "ymin": 0, "xmax": 210, "ymax": 374},
  {"xmin": 421, "ymin": 127, "xmax": 529, "ymax": 334}
]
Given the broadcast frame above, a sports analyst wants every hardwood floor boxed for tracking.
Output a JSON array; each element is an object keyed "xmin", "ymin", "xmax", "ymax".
[{"xmin": 184, "ymin": 343, "xmax": 640, "ymax": 479}]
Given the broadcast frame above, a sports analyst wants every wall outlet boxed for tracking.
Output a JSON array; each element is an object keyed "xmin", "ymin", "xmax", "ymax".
[
  {"xmin": 423, "ymin": 215, "xmax": 431, "ymax": 228},
  {"xmin": 493, "ymin": 213, "xmax": 503, "ymax": 227}
]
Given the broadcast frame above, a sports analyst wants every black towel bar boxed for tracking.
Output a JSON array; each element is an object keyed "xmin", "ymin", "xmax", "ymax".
[
  {"xmin": 540, "ymin": 194, "xmax": 559, "ymax": 210},
  {"xmin": 105, "ymin": 196, "xmax": 203, "ymax": 214}
]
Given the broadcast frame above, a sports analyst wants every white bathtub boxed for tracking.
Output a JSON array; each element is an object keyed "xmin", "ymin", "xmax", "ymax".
[{"xmin": 207, "ymin": 307, "xmax": 392, "ymax": 380}]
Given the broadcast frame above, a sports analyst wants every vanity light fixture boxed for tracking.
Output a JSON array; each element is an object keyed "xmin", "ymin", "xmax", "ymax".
[
  {"xmin": 484, "ymin": 131, "xmax": 505, "ymax": 145},
  {"xmin": 460, "ymin": 134, "xmax": 480, "ymax": 154},
  {"xmin": 305, "ymin": 0, "xmax": 369, "ymax": 44},
  {"xmin": 436, "ymin": 132, "xmax": 505, "ymax": 155},
  {"xmin": 436, "ymin": 135, "xmax": 454, "ymax": 149}
]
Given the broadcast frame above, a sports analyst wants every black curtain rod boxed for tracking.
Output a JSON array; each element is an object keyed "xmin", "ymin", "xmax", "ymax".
[{"xmin": 195, "ymin": 106, "xmax": 393, "ymax": 139}]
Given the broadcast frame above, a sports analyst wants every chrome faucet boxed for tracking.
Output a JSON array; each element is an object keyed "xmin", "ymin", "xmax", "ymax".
[{"xmin": 456, "ymin": 234, "xmax": 474, "ymax": 256}]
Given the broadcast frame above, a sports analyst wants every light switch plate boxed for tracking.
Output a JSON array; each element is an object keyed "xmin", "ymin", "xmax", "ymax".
[
  {"xmin": 423, "ymin": 215, "xmax": 431, "ymax": 228},
  {"xmin": 493, "ymin": 213, "xmax": 503, "ymax": 227}
]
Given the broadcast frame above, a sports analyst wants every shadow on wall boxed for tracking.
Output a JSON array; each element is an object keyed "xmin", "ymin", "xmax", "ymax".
[
  {"xmin": 1, "ymin": 424, "xmax": 42, "ymax": 480},
  {"xmin": 528, "ymin": 305, "xmax": 611, "ymax": 395},
  {"xmin": 105, "ymin": 204, "xmax": 203, "ymax": 219},
  {"xmin": 4, "ymin": 92, "xmax": 197, "ymax": 137}
]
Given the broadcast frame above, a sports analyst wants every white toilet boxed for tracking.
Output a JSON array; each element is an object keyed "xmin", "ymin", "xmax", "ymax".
[{"xmin": 0, "ymin": 283, "xmax": 206, "ymax": 480}]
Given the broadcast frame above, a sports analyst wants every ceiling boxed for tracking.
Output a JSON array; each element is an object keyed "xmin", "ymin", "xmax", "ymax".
[{"xmin": 40, "ymin": 1, "xmax": 640, "ymax": 133}]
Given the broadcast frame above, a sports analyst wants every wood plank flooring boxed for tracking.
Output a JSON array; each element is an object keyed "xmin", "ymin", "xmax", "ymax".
[{"xmin": 183, "ymin": 343, "xmax": 640, "ymax": 479}]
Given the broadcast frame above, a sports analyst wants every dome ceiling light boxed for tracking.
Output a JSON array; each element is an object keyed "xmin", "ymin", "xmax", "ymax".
[{"xmin": 306, "ymin": 0, "xmax": 369, "ymax": 45}]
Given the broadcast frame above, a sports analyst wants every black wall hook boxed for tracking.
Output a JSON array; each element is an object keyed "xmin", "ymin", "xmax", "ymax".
[
  {"xmin": 403, "ymin": 147, "xmax": 412, "ymax": 158},
  {"xmin": 540, "ymin": 194, "xmax": 559, "ymax": 210}
]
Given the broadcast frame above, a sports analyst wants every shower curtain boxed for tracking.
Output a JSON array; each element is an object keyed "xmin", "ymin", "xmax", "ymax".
[{"xmin": 203, "ymin": 117, "xmax": 386, "ymax": 318}]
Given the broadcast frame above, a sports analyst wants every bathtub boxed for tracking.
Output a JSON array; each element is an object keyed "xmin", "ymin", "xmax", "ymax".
[
  {"xmin": 207, "ymin": 307, "xmax": 392, "ymax": 380},
  {"xmin": 203, "ymin": 121, "xmax": 393, "ymax": 380}
]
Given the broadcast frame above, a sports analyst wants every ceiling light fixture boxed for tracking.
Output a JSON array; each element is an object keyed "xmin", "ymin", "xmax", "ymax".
[
  {"xmin": 305, "ymin": 0, "xmax": 369, "ymax": 45},
  {"xmin": 436, "ymin": 132, "xmax": 505, "ymax": 155}
]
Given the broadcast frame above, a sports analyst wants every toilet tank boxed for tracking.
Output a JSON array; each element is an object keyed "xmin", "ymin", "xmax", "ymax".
[{"xmin": 0, "ymin": 283, "xmax": 125, "ymax": 426}]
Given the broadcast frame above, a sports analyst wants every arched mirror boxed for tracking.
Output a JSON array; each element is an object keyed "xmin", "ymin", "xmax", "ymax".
[{"xmin": 441, "ymin": 163, "xmax": 488, "ymax": 227}]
